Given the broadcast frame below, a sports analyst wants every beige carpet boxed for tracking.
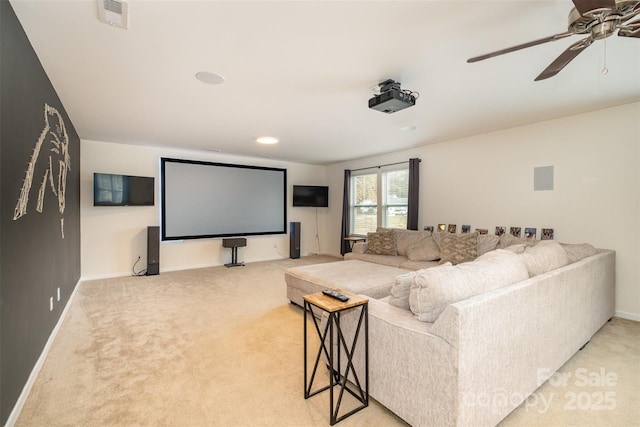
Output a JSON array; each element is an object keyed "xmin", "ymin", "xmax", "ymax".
[{"xmin": 15, "ymin": 256, "xmax": 640, "ymax": 427}]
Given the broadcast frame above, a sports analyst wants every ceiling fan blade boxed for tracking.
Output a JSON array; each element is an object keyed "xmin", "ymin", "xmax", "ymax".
[
  {"xmin": 467, "ymin": 31, "xmax": 573, "ymax": 63},
  {"xmin": 571, "ymin": 0, "xmax": 616, "ymax": 15},
  {"xmin": 619, "ymin": 27, "xmax": 640, "ymax": 37},
  {"xmin": 619, "ymin": 14, "xmax": 640, "ymax": 37},
  {"xmin": 534, "ymin": 37, "xmax": 593, "ymax": 81}
]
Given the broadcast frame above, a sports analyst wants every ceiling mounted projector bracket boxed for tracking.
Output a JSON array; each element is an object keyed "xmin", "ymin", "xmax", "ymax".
[
  {"xmin": 97, "ymin": 0, "xmax": 129, "ymax": 29},
  {"xmin": 368, "ymin": 79, "xmax": 419, "ymax": 114}
]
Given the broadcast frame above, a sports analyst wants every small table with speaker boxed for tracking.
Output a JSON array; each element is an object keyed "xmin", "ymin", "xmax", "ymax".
[{"xmin": 222, "ymin": 238, "xmax": 246, "ymax": 267}]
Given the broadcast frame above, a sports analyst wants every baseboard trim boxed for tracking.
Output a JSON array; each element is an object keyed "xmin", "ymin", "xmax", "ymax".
[
  {"xmin": 615, "ymin": 310, "xmax": 640, "ymax": 322},
  {"xmin": 4, "ymin": 279, "xmax": 82, "ymax": 427}
]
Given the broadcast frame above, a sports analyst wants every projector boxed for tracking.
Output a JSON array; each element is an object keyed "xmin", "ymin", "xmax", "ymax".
[{"xmin": 368, "ymin": 80, "xmax": 417, "ymax": 114}]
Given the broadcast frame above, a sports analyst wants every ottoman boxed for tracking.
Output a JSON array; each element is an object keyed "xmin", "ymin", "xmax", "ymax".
[{"xmin": 285, "ymin": 260, "xmax": 410, "ymax": 307}]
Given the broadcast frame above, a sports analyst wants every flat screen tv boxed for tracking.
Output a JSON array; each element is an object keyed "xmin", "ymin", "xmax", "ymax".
[
  {"xmin": 94, "ymin": 173, "xmax": 155, "ymax": 206},
  {"xmin": 293, "ymin": 185, "xmax": 329, "ymax": 207},
  {"xmin": 161, "ymin": 158, "xmax": 287, "ymax": 240}
]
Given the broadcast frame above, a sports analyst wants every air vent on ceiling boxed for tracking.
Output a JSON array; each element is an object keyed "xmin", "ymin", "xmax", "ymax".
[{"xmin": 97, "ymin": 0, "xmax": 129, "ymax": 29}]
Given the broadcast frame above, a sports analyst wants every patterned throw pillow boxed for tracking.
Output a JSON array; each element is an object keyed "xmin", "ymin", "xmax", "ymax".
[
  {"xmin": 438, "ymin": 232, "xmax": 478, "ymax": 265},
  {"xmin": 366, "ymin": 231, "xmax": 397, "ymax": 256}
]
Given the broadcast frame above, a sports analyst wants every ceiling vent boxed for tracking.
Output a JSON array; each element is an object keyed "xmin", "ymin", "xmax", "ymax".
[{"xmin": 97, "ymin": 0, "xmax": 129, "ymax": 29}]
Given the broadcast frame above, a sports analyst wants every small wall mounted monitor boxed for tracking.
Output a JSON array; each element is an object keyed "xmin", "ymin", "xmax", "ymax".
[
  {"xmin": 94, "ymin": 173, "xmax": 155, "ymax": 206},
  {"xmin": 292, "ymin": 185, "xmax": 329, "ymax": 207}
]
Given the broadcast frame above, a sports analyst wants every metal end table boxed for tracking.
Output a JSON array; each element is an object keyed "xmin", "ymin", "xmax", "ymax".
[{"xmin": 303, "ymin": 290, "xmax": 368, "ymax": 425}]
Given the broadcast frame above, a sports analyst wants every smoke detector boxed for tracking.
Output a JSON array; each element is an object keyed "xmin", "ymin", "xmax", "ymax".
[{"xmin": 97, "ymin": 0, "xmax": 129, "ymax": 29}]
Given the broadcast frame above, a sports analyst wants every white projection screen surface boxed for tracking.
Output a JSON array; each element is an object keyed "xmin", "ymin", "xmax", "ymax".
[{"xmin": 161, "ymin": 158, "xmax": 287, "ymax": 240}]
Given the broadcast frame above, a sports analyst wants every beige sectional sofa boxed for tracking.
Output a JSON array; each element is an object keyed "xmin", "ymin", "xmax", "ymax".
[{"xmin": 285, "ymin": 229, "xmax": 615, "ymax": 426}]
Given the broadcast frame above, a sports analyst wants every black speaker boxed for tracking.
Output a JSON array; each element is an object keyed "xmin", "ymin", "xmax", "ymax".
[
  {"xmin": 147, "ymin": 226, "xmax": 160, "ymax": 275},
  {"xmin": 222, "ymin": 238, "xmax": 247, "ymax": 248},
  {"xmin": 222, "ymin": 238, "xmax": 247, "ymax": 267},
  {"xmin": 290, "ymin": 221, "xmax": 300, "ymax": 259}
]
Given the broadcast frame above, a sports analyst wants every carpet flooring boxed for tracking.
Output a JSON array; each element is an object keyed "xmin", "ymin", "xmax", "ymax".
[{"xmin": 15, "ymin": 255, "xmax": 640, "ymax": 426}]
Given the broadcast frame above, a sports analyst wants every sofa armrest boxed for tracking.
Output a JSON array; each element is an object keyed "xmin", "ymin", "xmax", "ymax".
[
  {"xmin": 432, "ymin": 249, "xmax": 615, "ymax": 427},
  {"xmin": 323, "ymin": 298, "xmax": 460, "ymax": 427}
]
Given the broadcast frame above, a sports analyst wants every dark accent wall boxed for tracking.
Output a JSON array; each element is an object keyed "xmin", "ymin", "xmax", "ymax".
[{"xmin": 0, "ymin": 1, "xmax": 81, "ymax": 423}]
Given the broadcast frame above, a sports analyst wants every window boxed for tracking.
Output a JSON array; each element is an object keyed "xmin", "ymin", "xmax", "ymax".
[{"xmin": 350, "ymin": 167, "xmax": 408, "ymax": 235}]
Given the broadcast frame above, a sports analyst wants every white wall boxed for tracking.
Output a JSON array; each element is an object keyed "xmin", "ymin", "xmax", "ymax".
[
  {"xmin": 81, "ymin": 102, "xmax": 639, "ymax": 318},
  {"xmin": 325, "ymin": 102, "xmax": 640, "ymax": 320},
  {"xmin": 81, "ymin": 140, "xmax": 328, "ymax": 279}
]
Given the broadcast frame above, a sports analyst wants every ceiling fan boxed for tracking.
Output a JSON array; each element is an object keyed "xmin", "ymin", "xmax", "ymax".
[{"xmin": 467, "ymin": 0, "xmax": 640, "ymax": 81}]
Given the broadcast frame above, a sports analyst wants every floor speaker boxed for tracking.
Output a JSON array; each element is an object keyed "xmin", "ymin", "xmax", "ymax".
[
  {"xmin": 290, "ymin": 221, "xmax": 300, "ymax": 259},
  {"xmin": 147, "ymin": 226, "xmax": 160, "ymax": 275}
]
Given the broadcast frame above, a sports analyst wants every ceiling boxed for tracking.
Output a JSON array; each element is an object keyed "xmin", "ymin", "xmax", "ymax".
[{"xmin": 10, "ymin": 0, "xmax": 640, "ymax": 165}]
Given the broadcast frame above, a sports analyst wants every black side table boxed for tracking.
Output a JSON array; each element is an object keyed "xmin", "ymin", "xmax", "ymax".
[{"xmin": 303, "ymin": 290, "xmax": 368, "ymax": 425}]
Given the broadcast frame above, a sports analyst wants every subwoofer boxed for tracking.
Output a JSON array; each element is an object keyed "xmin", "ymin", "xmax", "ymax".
[
  {"xmin": 147, "ymin": 226, "xmax": 160, "ymax": 275},
  {"xmin": 290, "ymin": 221, "xmax": 300, "ymax": 259}
]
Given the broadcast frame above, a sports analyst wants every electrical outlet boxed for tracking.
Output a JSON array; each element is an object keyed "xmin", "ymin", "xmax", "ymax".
[
  {"xmin": 57, "ymin": 287, "xmax": 61, "ymax": 301},
  {"xmin": 49, "ymin": 297, "xmax": 53, "ymax": 311}
]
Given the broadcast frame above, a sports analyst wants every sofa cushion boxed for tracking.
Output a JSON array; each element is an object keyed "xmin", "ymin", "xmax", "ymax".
[
  {"xmin": 438, "ymin": 232, "xmax": 478, "ymax": 265},
  {"xmin": 477, "ymin": 234, "xmax": 500, "ymax": 256},
  {"xmin": 395, "ymin": 230, "xmax": 432, "ymax": 256},
  {"xmin": 285, "ymin": 260, "xmax": 406, "ymax": 304},
  {"xmin": 498, "ymin": 234, "xmax": 538, "ymax": 249},
  {"xmin": 367, "ymin": 230, "xmax": 397, "ymax": 256},
  {"xmin": 344, "ymin": 251, "xmax": 407, "ymax": 268},
  {"xmin": 561, "ymin": 243, "xmax": 599, "ymax": 263},
  {"xmin": 519, "ymin": 241, "xmax": 569, "ymax": 276},
  {"xmin": 406, "ymin": 236, "xmax": 440, "ymax": 261},
  {"xmin": 409, "ymin": 249, "xmax": 529, "ymax": 322},
  {"xmin": 398, "ymin": 259, "xmax": 442, "ymax": 271}
]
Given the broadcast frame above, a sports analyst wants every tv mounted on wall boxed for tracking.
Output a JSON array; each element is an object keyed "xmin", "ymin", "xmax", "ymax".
[
  {"xmin": 93, "ymin": 173, "xmax": 155, "ymax": 206},
  {"xmin": 292, "ymin": 185, "xmax": 329, "ymax": 207}
]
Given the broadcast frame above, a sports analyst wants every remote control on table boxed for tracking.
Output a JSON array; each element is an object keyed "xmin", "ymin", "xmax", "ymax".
[{"xmin": 322, "ymin": 289, "xmax": 349, "ymax": 302}]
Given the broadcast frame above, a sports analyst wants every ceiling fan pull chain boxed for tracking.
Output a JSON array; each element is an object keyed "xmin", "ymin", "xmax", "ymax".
[{"xmin": 602, "ymin": 36, "xmax": 609, "ymax": 75}]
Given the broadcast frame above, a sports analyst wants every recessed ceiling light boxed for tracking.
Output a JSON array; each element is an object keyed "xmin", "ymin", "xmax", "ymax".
[
  {"xmin": 256, "ymin": 136, "xmax": 279, "ymax": 145},
  {"xmin": 195, "ymin": 71, "xmax": 225, "ymax": 85}
]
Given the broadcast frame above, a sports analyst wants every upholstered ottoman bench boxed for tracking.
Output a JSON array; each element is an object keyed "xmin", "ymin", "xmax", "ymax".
[{"xmin": 285, "ymin": 260, "xmax": 410, "ymax": 307}]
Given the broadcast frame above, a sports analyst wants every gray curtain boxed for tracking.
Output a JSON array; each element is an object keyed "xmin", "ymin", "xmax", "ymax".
[
  {"xmin": 340, "ymin": 169, "xmax": 351, "ymax": 255},
  {"xmin": 407, "ymin": 158, "xmax": 420, "ymax": 230}
]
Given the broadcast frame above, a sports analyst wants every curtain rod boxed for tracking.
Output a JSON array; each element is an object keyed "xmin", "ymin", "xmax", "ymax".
[{"xmin": 351, "ymin": 158, "xmax": 420, "ymax": 172}]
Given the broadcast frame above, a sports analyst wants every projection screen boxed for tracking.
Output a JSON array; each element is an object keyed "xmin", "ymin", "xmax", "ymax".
[{"xmin": 161, "ymin": 158, "xmax": 287, "ymax": 240}]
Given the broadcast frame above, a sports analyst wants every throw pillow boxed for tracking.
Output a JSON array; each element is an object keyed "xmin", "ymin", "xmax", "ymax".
[
  {"xmin": 388, "ymin": 271, "xmax": 419, "ymax": 310},
  {"xmin": 561, "ymin": 243, "xmax": 599, "ymax": 263},
  {"xmin": 406, "ymin": 236, "xmax": 440, "ymax": 261},
  {"xmin": 519, "ymin": 241, "xmax": 569, "ymax": 276},
  {"xmin": 498, "ymin": 234, "xmax": 538, "ymax": 249},
  {"xmin": 503, "ymin": 243, "xmax": 527, "ymax": 254},
  {"xmin": 366, "ymin": 230, "xmax": 397, "ymax": 256},
  {"xmin": 409, "ymin": 250, "xmax": 529, "ymax": 322},
  {"xmin": 438, "ymin": 232, "xmax": 478, "ymax": 265}
]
